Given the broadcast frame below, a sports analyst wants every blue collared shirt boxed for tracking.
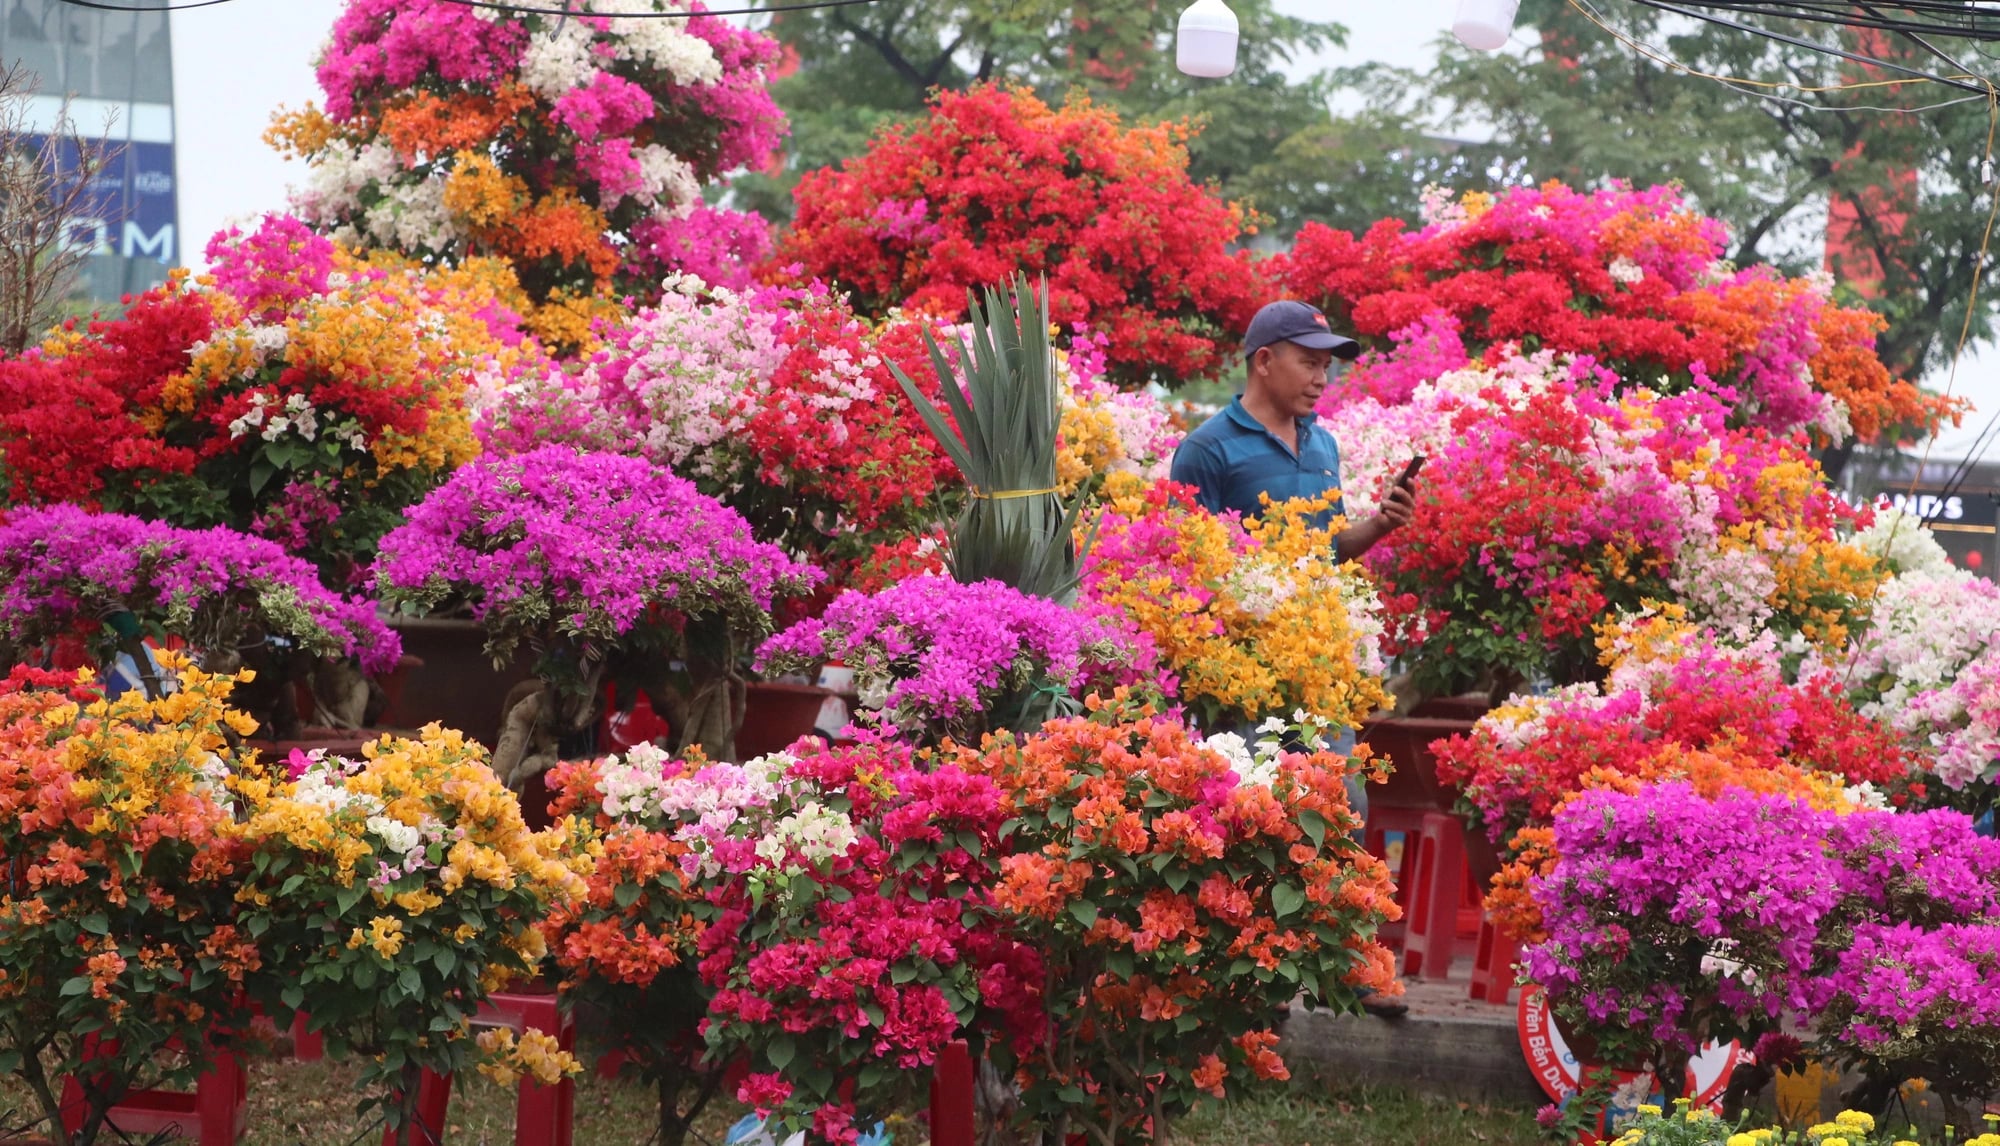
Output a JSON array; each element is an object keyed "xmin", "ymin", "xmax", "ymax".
[{"xmin": 1169, "ymin": 397, "xmax": 1346, "ymax": 530}]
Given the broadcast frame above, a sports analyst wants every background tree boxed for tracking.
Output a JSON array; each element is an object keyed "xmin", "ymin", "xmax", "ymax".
[{"xmin": 0, "ymin": 62, "xmax": 116, "ymax": 354}]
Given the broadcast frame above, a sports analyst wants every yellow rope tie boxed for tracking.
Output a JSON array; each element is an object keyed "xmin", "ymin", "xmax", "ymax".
[{"xmin": 968, "ymin": 487, "xmax": 1060, "ymax": 500}]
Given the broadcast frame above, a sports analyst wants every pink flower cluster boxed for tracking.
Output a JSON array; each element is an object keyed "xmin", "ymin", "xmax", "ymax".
[
  {"xmin": 757, "ymin": 575, "xmax": 1147, "ymax": 737},
  {"xmin": 373, "ymin": 447, "xmax": 819, "ymax": 659},
  {"xmin": 0, "ymin": 504, "xmax": 399, "ymax": 674},
  {"xmin": 1527, "ymin": 782, "xmax": 2000, "ymax": 1088}
]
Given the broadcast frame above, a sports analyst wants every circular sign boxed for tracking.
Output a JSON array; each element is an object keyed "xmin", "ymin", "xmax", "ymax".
[{"xmin": 1518, "ymin": 985, "xmax": 1749, "ymax": 1114}]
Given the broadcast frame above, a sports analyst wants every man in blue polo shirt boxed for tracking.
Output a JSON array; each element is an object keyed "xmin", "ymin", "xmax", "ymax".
[
  {"xmin": 1175, "ymin": 299, "xmax": 1417, "ymax": 1019},
  {"xmin": 1171, "ymin": 299, "xmax": 1414, "ymax": 558}
]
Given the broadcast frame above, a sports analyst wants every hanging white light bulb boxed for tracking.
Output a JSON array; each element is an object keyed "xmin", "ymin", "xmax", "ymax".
[
  {"xmin": 1453, "ymin": 0, "xmax": 1521, "ymax": 51},
  {"xmin": 1176, "ymin": 0, "xmax": 1239, "ymax": 78}
]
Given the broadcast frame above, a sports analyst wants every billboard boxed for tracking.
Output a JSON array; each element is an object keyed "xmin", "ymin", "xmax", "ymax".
[{"xmin": 1, "ymin": 0, "xmax": 176, "ymax": 302}]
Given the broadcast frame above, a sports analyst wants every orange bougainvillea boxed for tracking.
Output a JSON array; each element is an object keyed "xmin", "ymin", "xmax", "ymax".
[{"xmin": 945, "ymin": 695, "xmax": 1399, "ymax": 1141}]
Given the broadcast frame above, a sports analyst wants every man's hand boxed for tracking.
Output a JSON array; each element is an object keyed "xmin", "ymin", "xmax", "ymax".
[
  {"xmin": 1333, "ymin": 473, "xmax": 1418, "ymax": 562},
  {"xmin": 1374, "ymin": 481, "xmax": 1416, "ymax": 533}
]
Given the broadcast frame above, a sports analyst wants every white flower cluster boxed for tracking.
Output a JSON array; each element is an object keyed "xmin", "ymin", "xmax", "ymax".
[
  {"xmin": 289, "ymin": 752, "xmax": 443, "ymax": 874},
  {"xmin": 1608, "ymin": 256, "xmax": 1645, "ymax": 285},
  {"xmin": 229, "ymin": 392, "xmax": 320, "ymax": 442},
  {"xmin": 753, "ymin": 801, "xmax": 859, "ymax": 874}
]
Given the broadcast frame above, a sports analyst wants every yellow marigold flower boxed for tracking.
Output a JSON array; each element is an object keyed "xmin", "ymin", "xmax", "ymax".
[
  {"xmin": 1834, "ymin": 1111, "xmax": 1874, "ymax": 1130},
  {"xmin": 1636, "ymin": 1105, "xmax": 1663, "ymax": 1118},
  {"xmin": 1820, "ymin": 1139, "xmax": 1849, "ymax": 1146},
  {"xmin": 1728, "ymin": 1135, "xmax": 1757, "ymax": 1146}
]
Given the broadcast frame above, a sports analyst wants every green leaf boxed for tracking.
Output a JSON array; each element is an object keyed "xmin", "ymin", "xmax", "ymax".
[
  {"xmin": 1271, "ymin": 881, "xmax": 1306, "ymax": 920},
  {"xmin": 613, "ymin": 883, "xmax": 642, "ymax": 909},
  {"xmin": 1163, "ymin": 866, "xmax": 1191, "ymax": 894},
  {"xmin": 249, "ymin": 460, "xmax": 278, "ymax": 496},
  {"xmin": 1067, "ymin": 900, "xmax": 1099, "ymax": 929},
  {"xmin": 78, "ymin": 913, "xmax": 109, "ymax": 936},
  {"xmin": 767, "ymin": 1034, "xmax": 796, "ymax": 1071},
  {"xmin": 59, "ymin": 976, "xmax": 92, "ymax": 997},
  {"xmin": 281, "ymin": 985, "xmax": 305, "ymax": 1011},
  {"xmin": 1298, "ymin": 809, "xmax": 1328, "ymax": 851}
]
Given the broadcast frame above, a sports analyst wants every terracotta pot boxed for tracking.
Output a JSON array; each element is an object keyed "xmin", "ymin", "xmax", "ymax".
[
  {"xmin": 375, "ymin": 618, "xmax": 535, "ymax": 748},
  {"xmin": 245, "ymin": 727, "xmax": 380, "ymax": 763},
  {"xmin": 737, "ymin": 681, "xmax": 833, "ymax": 760}
]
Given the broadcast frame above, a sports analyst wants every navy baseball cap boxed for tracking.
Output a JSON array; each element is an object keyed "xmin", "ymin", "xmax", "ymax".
[{"xmin": 1244, "ymin": 300, "xmax": 1361, "ymax": 360}]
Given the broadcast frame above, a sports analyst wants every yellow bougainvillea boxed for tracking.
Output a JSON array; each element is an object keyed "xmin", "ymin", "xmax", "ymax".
[{"xmin": 1079, "ymin": 474, "xmax": 1389, "ymax": 730}]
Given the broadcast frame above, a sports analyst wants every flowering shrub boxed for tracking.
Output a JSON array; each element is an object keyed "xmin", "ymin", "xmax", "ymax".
[
  {"xmin": 376, "ymin": 447, "xmax": 819, "ymax": 772},
  {"xmin": 774, "ymin": 84, "xmax": 1268, "ymax": 386},
  {"xmin": 1604, "ymin": 1102, "xmax": 1905, "ymax": 1146},
  {"xmin": 1079, "ymin": 474, "xmax": 1388, "ymax": 731},
  {"xmin": 1437, "ymin": 619, "xmax": 1909, "ymax": 867},
  {"xmin": 1280, "ymin": 182, "xmax": 1960, "ymax": 443},
  {"xmin": 1054, "ymin": 331, "xmax": 1181, "ymax": 496},
  {"xmin": 1525, "ymin": 781, "xmax": 2000, "ymax": 1107},
  {"xmin": 272, "ymin": 0, "xmax": 784, "ymax": 345},
  {"xmin": 686, "ymin": 741, "xmax": 1026, "ymax": 1143},
  {"xmin": 0, "ymin": 217, "xmax": 545, "ymax": 586},
  {"xmin": 1904, "ymin": 651, "xmax": 2000, "ymax": 814},
  {"xmin": 944, "ymin": 701, "xmax": 1401, "ymax": 1143},
  {"xmin": 0, "ymin": 657, "xmax": 260, "ymax": 1146},
  {"xmin": 1322, "ymin": 351, "xmax": 1885, "ymax": 696},
  {"xmin": 541, "ymin": 746, "xmax": 717, "ymax": 1146},
  {"xmin": 474, "ymin": 281, "xmax": 963, "ymax": 579},
  {"xmin": 237, "ymin": 725, "xmax": 588, "ymax": 1142},
  {"xmin": 0, "ymin": 507, "xmax": 400, "ymax": 718},
  {"xmin": 758, "ymin": 576, "xmax": 1146, "ymax": 741}
]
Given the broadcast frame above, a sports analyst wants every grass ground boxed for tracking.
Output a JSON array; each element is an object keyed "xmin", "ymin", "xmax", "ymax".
[
  {"xmin": 0, "ymin": 1050, "xmax": 1545, "ymax": 1145},
  {"xmin": 233, "ymin": 1054, "xmax": 1543, "ymax": 1146}
]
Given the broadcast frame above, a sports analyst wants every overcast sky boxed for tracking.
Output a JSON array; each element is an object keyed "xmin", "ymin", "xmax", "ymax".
[{"xmin": 166, "ymin": 0, "xmax": 1995, "ymax": 456}]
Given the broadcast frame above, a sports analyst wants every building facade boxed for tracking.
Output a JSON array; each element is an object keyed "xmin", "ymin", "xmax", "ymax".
[{"xmin": 1, "ymin": 0, "xmax": 176, "ymax": 303}]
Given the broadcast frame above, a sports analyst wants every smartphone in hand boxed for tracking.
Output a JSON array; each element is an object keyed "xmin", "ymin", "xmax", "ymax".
[{"xmin": 1396, "ymin": 455, "xmax": 1426, "ymax": 491}]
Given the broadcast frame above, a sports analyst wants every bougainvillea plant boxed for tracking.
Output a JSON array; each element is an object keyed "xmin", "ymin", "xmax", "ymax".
[
  {"xmin": 1280, "ymin": 182, "xmax": 1961, "ymax": 444},
  {"xmin": 0, "ymin": 658, "xmax": 261, "ymax": 1146},
  {"xmin": 541, "ymin": 746, "xmax": 719, "ymax": 1146},
  {"xmin": 687, "ymin": 739, "xmax": 1033, "ymax": 1144},
  {"xmin": 944, "ymin": 699, "xmax": 1402, "ymax": 1144},
  {"xmin": 1321, "ymin": 351, "xmax": 1884, "ymax": 698},
  {"xmin": 773, "ymin": 84, "xmax": 1268, "ymax": 387},
  {"xmin": 0, "ymin": 505, "xmax": 400, "ymax": 737},
  {"xmin": 758, "ymin": 575, "xmax": 1148, "ymax": 742},
  {"xmin": 1079, "ymin": 475, "xmax": 1389, "ymax": 731},
  {"xmin": 0, "ymin": 215, "xmax": 546, "ymax": 591},
  {"xmin": 237, "ymin": 726, "xmax": 589, "ymax": 1145},
  {"xmin": 273, "ymin": 0, "xmax": 785, "ymax": 347},
  {"xmin": 374, "ymin": 446, "xmax": 820, "ymax": 778}
]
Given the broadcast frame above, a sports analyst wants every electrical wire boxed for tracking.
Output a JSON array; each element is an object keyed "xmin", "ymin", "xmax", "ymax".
[{"xmin": 55, "ymin": 0, "xmax": 238, "ymax": 9}]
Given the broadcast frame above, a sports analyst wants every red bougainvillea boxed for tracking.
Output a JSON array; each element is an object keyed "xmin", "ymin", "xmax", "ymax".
[{"xmin": 771, "ymin": 84, "xmax": 1269, "ymax": 387}]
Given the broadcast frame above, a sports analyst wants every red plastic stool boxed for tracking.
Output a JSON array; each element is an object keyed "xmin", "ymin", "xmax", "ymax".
[
  {"xmin": 1362, "ymin": 806, "xmax": 1430, "ymax": 949},
  {"xmin": 929, "ymin": 1039, "xmax": 975, "ymax": 1146},
  {"xmin": 62, "ymin": 1043, "xmax": 248, "ymax": 1146},
  {"xmin": 1401, "ymin": 811, "xmax": 1467, "ymax": 979},
  {"xmin": 383, "ymin": 991, "xmax": 576, "ymax": 1146},
  {"xmin": 1468, "ymin": 913, "xmax": 1521, "ymax": 1005}
]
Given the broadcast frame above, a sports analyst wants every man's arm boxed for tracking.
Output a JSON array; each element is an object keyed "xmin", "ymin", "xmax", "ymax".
[{"xmin": 1334, "ymin": 482, "xmax": 1416, "ymax": 562}]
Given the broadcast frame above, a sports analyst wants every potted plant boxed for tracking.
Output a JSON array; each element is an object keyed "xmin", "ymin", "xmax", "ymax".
[
  {"xmin": 0, "ymin": 656, "xmax": 263, "ymax": 1146},
  {"xmin": 0, "ymin": 505, "xmax": 400, "ymax": 740},
  {"xmin": 236, "ymin": 724, "xmax": 589, "ymax": 1146},
  {"xmin": 757, "ymin": 574, "xmax": 1149, "ymax": 743},
  {"xmin": 0, "ymin": 214, "xmax": 547, "ymax": 728},
  {"xmin": 374, "ymin": 446, "xmax": 820, "ymax": 779}
]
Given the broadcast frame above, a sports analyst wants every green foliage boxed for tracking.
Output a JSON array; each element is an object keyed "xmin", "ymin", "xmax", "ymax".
[{"xmin": 892, "ymin": 276, "xmax": 1089, "ymax": 602}]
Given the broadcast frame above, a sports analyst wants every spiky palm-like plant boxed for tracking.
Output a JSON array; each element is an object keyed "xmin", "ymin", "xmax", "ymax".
[{"xmin": 891, "ymin": 276, "xmax": 1089, "ymax": 603}]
